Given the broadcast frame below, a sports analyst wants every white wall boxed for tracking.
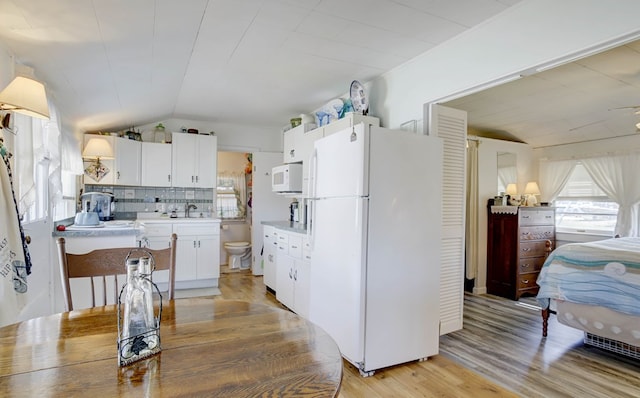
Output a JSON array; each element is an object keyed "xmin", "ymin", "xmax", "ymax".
[
  {"xmin": 136, "ymin": 118, "xmax": 281, "ymax": 153},
  {"xmin": 473, "ymin": 137, "xmax": 533, "ymax": 294}
]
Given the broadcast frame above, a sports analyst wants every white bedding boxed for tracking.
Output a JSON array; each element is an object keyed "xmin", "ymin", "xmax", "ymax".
[{"xmin": 556, "ymin": 300, "xmax": 640, "ymax": 347}]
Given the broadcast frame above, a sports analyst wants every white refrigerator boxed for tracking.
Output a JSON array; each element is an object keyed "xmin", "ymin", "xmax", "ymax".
[{"xmin": 308, "ymin": 122, "xmax": 442, "ymax": 376}]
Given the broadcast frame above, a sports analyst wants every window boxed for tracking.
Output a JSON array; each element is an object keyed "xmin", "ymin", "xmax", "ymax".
[
  {"xmin": 216, "ymin": 172, "xmax": 246, "ymax": 220},
  {"xmin": 555, "ymin": 163, "xmax": 618, "ymax": 235},
  {"xmin": 52, "ymin": 171, "xmax": 78, "ymax": 221}
]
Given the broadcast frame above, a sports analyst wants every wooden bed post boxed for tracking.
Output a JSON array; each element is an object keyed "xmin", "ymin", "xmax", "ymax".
[
  {"xmin": 542, "ymin": 308, "xmax": 549, "ymax": 337},
  {"xmin": 541, "ymin": 239, "xmax": 553, "ymax": 338}
]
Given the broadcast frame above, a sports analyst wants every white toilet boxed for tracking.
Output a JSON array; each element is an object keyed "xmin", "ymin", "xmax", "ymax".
[{"xmin": 224, "ymin": 241, "xmax": 252, "ymax": 269}]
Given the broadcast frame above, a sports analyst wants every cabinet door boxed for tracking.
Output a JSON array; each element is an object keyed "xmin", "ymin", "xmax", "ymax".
[
  {"xmin": 114, "ymin": 138, "xmax": 141, "ymax": 186},
  {"xmin": 171, "ymin": 133, "xmax": 198, "ymax": 187},
  {"xmin": 294, "ymin": 259, "xmax": 310, "ymax": 318},
  {"xmin": 262, "ymin": 226, "xmax": 278, "ymax": 289},
  {"xmin": 276, "ymin": 254, "xmax": 295, "ymax": 310},
  {"xmin": 300, "ymin": 128, "xmax": 324, "ymax": 197},
  {"xmin": 144, "ymin": 236, "xmax": 172, "ymax": 284},
  {"xmin": 283, "ymin": 128, "xmax": 297, "ymax": 163},
  {"xmin": 195, "ymin": 135, "xmax": 217, "ymax": 188},
  {"xmin": 176, "ymin": 236, "xmax": 198, "ymax": 281},
  {"xmin": 141, "ymin": 142, "xmax": 172, "ymax": 187},
  {"xmin": 263, "ymin": 243, "xmax": 277, "ymax": 290},
  {"xmin": 196, "ymin": 234, "xmax": 220, "ymax": 279}
]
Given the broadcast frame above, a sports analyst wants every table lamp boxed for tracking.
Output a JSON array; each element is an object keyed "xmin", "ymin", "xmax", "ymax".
[
  {"xmin": 505, "ymin": 183, "xmax": 519, "ymax": 205},
  {"xmin": 524, "ymin": 181, "xmax": 540, "ymax": 206}
]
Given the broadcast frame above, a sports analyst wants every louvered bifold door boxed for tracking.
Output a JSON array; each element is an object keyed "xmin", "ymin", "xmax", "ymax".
[{"xmin": 428, "ymin": 103, "xmax": 467, "ymax": 335}]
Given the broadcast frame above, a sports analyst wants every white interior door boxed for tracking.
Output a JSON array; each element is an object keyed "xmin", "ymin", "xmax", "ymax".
[
  {"xmin": 428, "ymin": 103, "xmax": 467, "ymax": 335},
  {"xmin": 20, "ymin": 220, "xmax": 54, "ymax": 320}
]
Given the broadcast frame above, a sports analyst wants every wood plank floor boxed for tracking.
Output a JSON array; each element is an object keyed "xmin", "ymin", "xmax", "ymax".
[{"xmin": 214, "ymin": 267, "xmax": 640, "ymax": 397}]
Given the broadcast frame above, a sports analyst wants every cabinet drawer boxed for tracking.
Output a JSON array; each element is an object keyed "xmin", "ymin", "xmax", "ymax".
[
  {"xmin": 519, "ymin": 210, "xmax": 554, "ymax": 226},
  {"xmin": 519, "ymin": 257, "xmax": 545, "ymax": 274},
  {"xmin": 174, "ymin": 223, "xmax": 220, "ymax": 236},
  {"xmin": 288, "ymin": 235, "xmax": 303, "ymax": 259},
  {"xmin": 518, "ymin": 275, "xmax": 539, "ymax": 290},
  {"xmin": 142, "ymin": 223, "xmax": 173, "ymax": 237},
  {"xmin": 519, "ymin": 226, "xmax": 554, "ymax": 241},
  {"xmin": 519, "ymin": 241, "xmax": 549, "ymax": 258},
  {"xmin": 277, "ymin": 233, "xmax": 289, "ymax": 245},
  {"xmin": 277, "ymin": 241, "xmax": 288, "ymax": 255}
]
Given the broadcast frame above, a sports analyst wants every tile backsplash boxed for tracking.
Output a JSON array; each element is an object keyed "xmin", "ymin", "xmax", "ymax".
[{"xmin": 85, "ymin": 185, "xmax": 214, "ymax": 216}]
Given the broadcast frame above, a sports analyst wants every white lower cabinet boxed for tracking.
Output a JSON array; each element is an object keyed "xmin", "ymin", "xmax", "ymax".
[
  {"xmin": 140, "ymin": 223, "xmax": 173, "ymax": 286},
  {"xmin": 275, "ymin": 230, "xmax": 309, "ymax": 318},
  {"xmin": 174, "ymin": 223, "xmax": 220, "ymax": 285},
  {"xmin": 140, "ymin": 221, "xmax": 220, "ymax": 288},
  {"xmin": 262, "ymin": 226, "xmax": 278, "ymax": 291}
]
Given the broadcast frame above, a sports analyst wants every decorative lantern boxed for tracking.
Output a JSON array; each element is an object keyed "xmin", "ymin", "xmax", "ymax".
[{"xmin": 117, "ymin": 251, "xmax": 162, "ymax": 367}]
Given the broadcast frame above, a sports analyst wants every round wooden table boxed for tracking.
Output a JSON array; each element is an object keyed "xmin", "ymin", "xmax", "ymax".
[{"xmin": 0, "ymin": 298, "xmax": 343, "ymax": 397}]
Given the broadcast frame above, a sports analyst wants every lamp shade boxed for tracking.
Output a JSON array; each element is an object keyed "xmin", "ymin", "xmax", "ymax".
[
  {"xmin": 83, "ymin": 138, "xmax": 114, "ymax": 159},
  {"xmin": 0, "ymin": 76, "xmax": 50, "ymax": 119},
  {"xmin": 524, "ymin": 181, "xmax": 541, "ymax": 195},
  {"xmin": 505, "ymin": 183, "xmax": 518, "ymax": 196}
]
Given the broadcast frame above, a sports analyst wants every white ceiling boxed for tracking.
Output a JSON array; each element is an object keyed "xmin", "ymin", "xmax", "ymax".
[
  {"xmin": 445, "ymin": 39, "xmax": 640, "ymax": 149},
  {"xmin": 0, "ymin": 0, "xmax": 521, "ymax": 134}
]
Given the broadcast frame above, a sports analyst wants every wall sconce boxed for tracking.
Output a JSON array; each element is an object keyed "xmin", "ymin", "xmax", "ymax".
[
  {"xmin": 524, "ymin": 181, "xmax": 541, "ymax": 207},
  {"xmin": 83, "ymin": 138, "xmax": 114, "ymax": 181},
  {"xmin": 0, "ymin": 76, "xmax": 50, "ymax": 133}
]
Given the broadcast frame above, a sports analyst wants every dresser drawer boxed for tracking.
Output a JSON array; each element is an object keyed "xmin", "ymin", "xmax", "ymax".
[
  {"xmin": 519, "ymin": 241, "xmax": 550, "ymax": 258},
  {"xmin": 518, "ymin": 275, "xmax": 539, "ymax": 289},
  {"xmin": 519, "ymin": 257, "xmax": 545, "ymax": 274},
  {"xmin": 519, "ymin": 226, "xmax": 554, "ymax": 241},
  {"xmin": 519, "ymin": 209, "xmax": 555, "ymax": 226}
]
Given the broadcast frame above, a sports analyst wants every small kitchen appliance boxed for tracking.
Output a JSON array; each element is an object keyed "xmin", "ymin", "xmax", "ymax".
[{"xmin": 80, "ymin": 192, "xmax": 115, "ymax": 221}]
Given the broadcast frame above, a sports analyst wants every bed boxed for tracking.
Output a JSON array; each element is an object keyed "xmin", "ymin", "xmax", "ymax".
[{"xmin": 536, "ymin": 237, "xmax": 640, "ymax": 359}]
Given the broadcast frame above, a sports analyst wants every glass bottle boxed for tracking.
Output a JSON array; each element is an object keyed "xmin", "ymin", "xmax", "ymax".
[
  {"xmin": 138, "ymin": 256, "xmax": 156, "ymax": 329},
  {"xmin": 122, "ymin": 258, "xmax": 151, "ymax": 340}
]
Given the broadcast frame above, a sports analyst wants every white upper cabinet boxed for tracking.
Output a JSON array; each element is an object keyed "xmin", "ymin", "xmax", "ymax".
[
  {"xmin": 171, "ymin": 133, "xmax": 218, "ymax": 188},
  {"xmin": 282, "ymin": 123, "xmax": 316, "ymax": 164},
  {"xmin": 82, "ymin": 135, "xmax": 140, "ymax": 186},
  {"xmin": 280, "ymin": 114, "xmax": 380, "ymax": 197},
  {"xmin": 141, "ymin": 142, "xmax": 172, "ymax": 187},
  {"xmin": 114, "ymin": 138, "xmax": 141, "ymax": 186},
  {"xmin": 321, "ymin": 114, "xmax": 379, "ymax": 137}
]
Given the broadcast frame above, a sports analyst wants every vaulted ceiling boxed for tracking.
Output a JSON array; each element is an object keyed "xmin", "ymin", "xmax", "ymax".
[
  {"xmin": 0, "ymin": 0, "xmax": 521, "ymax": 133},
  {"xmin": 1, "ymin": 1, "xmax": 636, "ymax": 149}
]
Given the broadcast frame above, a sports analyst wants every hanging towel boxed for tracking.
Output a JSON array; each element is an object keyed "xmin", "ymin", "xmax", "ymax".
[{"xmin": 1, "ymin": 150, "xmax": 31, "ymax": 326}]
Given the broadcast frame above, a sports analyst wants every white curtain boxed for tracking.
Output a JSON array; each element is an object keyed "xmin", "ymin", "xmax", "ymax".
[
  {"xmin": 465, "ymin": 140, "xmax": 479, "ymax": 279},
  {"xmin": 14, "ymin": 113, "xmax": 36, "ymax": 215},
  {"xmin": 217, "ymin": 171, "xmax": 246, "ymax": 219},
  {"xmin": 14, "ymin": 102, "xmax": 65, "ymax": 218},
  {"xmin": 538, "ymin": 159, "xmax": 576, "ymax": 203},
  {"xmin": 582, "ymin": 154, "xmax": 640, "ymax": 237}
]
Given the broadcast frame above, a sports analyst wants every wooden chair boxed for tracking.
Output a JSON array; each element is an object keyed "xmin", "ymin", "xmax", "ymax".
[{"xmin": 56, "ymin": 233, "xmax": 177, "ymax": 311}]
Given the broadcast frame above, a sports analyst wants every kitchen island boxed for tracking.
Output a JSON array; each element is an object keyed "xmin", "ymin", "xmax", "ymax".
[{"xmin": 51, "ymin": 215, "xmax": 222, "ymax": 309}]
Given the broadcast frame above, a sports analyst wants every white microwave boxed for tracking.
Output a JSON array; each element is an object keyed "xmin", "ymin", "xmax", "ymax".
[{"xmin": 272, "ymin": 163, "xmax": 303, "ymax": 193}]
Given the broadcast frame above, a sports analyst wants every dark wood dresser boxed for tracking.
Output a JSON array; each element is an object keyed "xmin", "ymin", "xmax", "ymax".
[{"xmin": 486, "ymin": 205, "xmax": 555, "ymax": 300}]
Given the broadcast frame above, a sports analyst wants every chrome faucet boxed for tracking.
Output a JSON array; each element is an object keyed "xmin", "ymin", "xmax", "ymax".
[{"xmin": 185, "ymin": 203, "xmax": 198, "ymax": 218}]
